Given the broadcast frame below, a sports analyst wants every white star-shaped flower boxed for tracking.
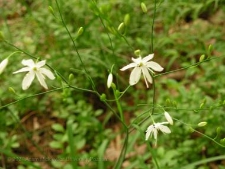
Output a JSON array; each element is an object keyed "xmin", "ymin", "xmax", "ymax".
[
  {"xmin": 145, "ymin": 122, "xmax": 171, "ymax": 141},
  {"xmin": 0, "ymin": 58, "xmax": 8, "ymax": 74},
  {"xmin": 13, "ymin": 59, "xmax": 55, "ymax": 90},
  {"xmin": 120, "ymin": 54, "xmax": 163, "ymax": 88}
]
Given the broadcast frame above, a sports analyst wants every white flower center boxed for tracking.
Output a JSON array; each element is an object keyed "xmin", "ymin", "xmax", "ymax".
[
  {"xmin": 33, "ymin": 66, "xmax": 38, "ymax": 71},
  {"xmin": 138, "ymin": 62, "xmax": 144, "ymax": 67}
]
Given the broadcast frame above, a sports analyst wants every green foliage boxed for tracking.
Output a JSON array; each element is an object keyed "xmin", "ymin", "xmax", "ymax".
[{"xmin": 0, "ymin": 0, "xmax": 225, "ymax": 168}]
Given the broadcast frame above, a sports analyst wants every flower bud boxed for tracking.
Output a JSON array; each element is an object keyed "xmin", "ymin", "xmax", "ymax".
[
  {"xmin": 200, "ymin": 102, "xmax": 204, "ymax": 108},
  {"xmin": 198, "ymin": 122, "xmax": 207, "ymax": 127},
  {"xmin": 124, "ymin": 14, "xmax": 130, "ymax": 26},
  {"xmin": 164, "ymin": 112, "xmax": 173, "ymax": 125},
  {"xmin": 68, "ymin": 73, "xmax": 74, "ymax": 83},
  {"xmin": 220, "ymin": 138, "xmax": 225, "ymax": 144},
  {"xmin": 189, "ymin": 127, "xmax": 195, "ymax": 133},
  {"xmin": 100, "ymin": 93, "xmax": 106, "ymax": 101},
  {"xmin": 199, "ymin": 54, "xmax": 205, "ymax": 62},
  {"xmin": 107, "ymin": 73, "xmax": 113, "ymax": 88},
  {"xmin": 166, "ymin": 98, "xmax": 171, "ymax": 106},
  {"xmin": 117, "ymin": 22, "xmax": 125, "ymax": 33},
  {"xmin": 208, "ymin": 44, "xmax": 213, "ymax": 53},
  {"xmin": 77, "ymin": 27, "xmax": 84, "ymax": 36},
  {"xmin": 217, "ymin": 127, "xmax": 221, "ymax": 135},
  {"xmin": 134, "ymin": 49, "xmax": 141, "ymax": 57},
  {"xmin": 0, "ymin": 58, "xmax": 8, "ymax": 74},
  {"xmin": 141, "ymin": 2, "xmax": 148, "ymax": 13},
  {"xmin": 111, "ymin": 83, "xmax": 116, "ymax": 90}
]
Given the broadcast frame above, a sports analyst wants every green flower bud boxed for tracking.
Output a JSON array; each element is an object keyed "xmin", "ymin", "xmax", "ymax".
[
  {"xmin": 124, "ymin": 14, "xmax": 130, "ymax": 26},
  {"xmin": 118, "ymin": 22, "xmax": 125, "ymax": 33},
  {"xmin": 198, "ymin": 122, "xmax": 207, "ymax": 127},
  {"xmin": 166, "ymin": 98, "xmax": 171, "ymax": 106},
  {"xmin": 172, "ymin": 101, "xmax": 177, "ymax": 108},
  {"xmin": 111, "ymin": 83, "xmax": 116, "ymax": 90},
  {"xmin": 77, "ymin": 27, "xmax": 84, "ymax": 36},
  {"xmin": 220, "ymin": 138, "xmax": 225, "ymax": 144},
  {"xmin": 217, "ymin": 127, "xmax": 221, "ymax": 135},
  {"xmin": 68, "ymin": 73, "xmax": 74, "ymax": 83},
  {"xmin": 189, "ymin": 127, "xmax": 195, "ymax": 133},
  {"xmin": 141, "ymin": 2, "xmax": 148, "ymax": 13},
  {"xmin": 134, "ymin": 49, "xmax": 141, "ymax": 56},
  {"xmin": 100, "ymin": 93, "xmax": 106, "ymax": 101},
  {"xmin": 199, "ymin": 54, "xmax": 205, "ymax": 62},
  {"xmin": 200, "ymin": 102, "xmax": 204, "ymax": 108},
  {"xmin": 208, "ymin": 44, "xmax": 213, "ymax": 53}
]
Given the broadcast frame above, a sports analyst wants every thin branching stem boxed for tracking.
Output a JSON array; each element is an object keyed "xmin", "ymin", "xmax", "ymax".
[{"xmin": 55, "ymin": 0, "xmax": 96, "ymax": 91}]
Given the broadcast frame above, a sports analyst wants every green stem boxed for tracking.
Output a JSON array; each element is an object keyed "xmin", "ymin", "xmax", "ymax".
[
  {"xmin": 155, "ymin": 56, "xmax": 222, "ymax": 78},
  {"xmin": 102, "ymin": 101, "xmax": 127, "ymax": 128},
  {"xmin": 7, "ymin": 51, "xmax": 23, "ymax": 58},
  {"xmin": 112, "ymin": 87, "xmax": 124, "ymax": 123},
  {"xmin": 151, "ymin": 75, "xmax": 156, "ymax": 116},
  {"xmin": 0, "ymin": 87, "xmax": 67, "ymax": 110},
  {"xmin": 55, "ymin": 0, "xmax": 96, "ymax": 91},
  {"xmin": 113, "ymin": 129, "xmax": 129, "ymax": 169},
  {"xmin": 151, "ymin": 0, "xmax": 156, "ymax": 53}
]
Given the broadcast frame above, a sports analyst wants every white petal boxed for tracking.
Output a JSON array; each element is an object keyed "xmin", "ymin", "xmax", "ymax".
[
  {"xmin": 131, "ymin": 57, "xmax": 142, "ymax": 64},
  {"xmin": 36, "ymin": 60, "xmax": 46, "ymax": 68},
  {"xmin": 153, "ymin": 129, "xmax": 158, "ymax": 140},
  {"xmin": 146, "ymin": 125, "xmax": 154, "ymax": 132},
  {"xmin": 39, "ymin": 68, "xmax": 55, "ymax": 80},
  {"xmin": 13, "ymin": 67, "xmax": 30, "ymax": 74},
  {"xmin": 164, "ymin": 112, "xmax": 173, "ymax": 125},
  {"xmin": 141, "ymin": 67, "xmax": 152, "ymax": 87},
  {"xmin": 22, "ymin": 71, "xmax": 35, "ymax": 90},
  {"xmin": 142, "ymin": 54, "xmax": 154, "ymax": 63},
  {"xmin": 107, "ymin": 73, "xmax": 113, "ymax": 88},
  {"xmin": 129, "ymin": 67, "xmax": 141, "ymax": 85},
  {"xmin": 158, "ymin": 125, "xmax": 171, "ymax": 134},
  {"xmin": 22, "ymin": 59, "xmax": 35, "ymax": 67},
  {"xmin": 35, "ymin": 71, "xmax": 48, "ymax": 89},
  {"xmin": 0, "ymin": 58, "xmax": 8, "ymax": 74},
  {"xmin": 145, "ymin": 125, "xmax": 154, "ymax": 140},
  {"xmin": 120, "ymin": 63, "xmax": 136, "ymax": 71},
  {"xmin": 145, "ymin": 130, "xmax": 151, "ymax": 140},
  {"xmin": 146, "ymin": 61, "xmax": 163, "ymax": 72}
]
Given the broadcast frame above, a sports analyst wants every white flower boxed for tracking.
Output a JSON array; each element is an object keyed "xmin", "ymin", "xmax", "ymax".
[
  {"xmin": 107, "ymin": 73, "xmax": 113, "ymax": 88},
  {"xmin": 164, "ymin": 111, "xmax": 173, "ymax": 125},
  {"xmin": 13, "ymin": 59, "xmax": 55, "ymax": 90},
  {"xmin": 120, "ymin": 53, "xmax": 163, "ymax": 88},
  {"xmin": 145, "ymin": 122, "xmax": 171, "ymax": 141},
  {"xmin": 0, "ymin": 58, "xmax": 8, "ymax": 74}
]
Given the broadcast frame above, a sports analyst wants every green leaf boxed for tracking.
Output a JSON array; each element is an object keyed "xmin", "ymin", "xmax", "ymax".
[
  {"xmin": 52, "ymin": 124, "xmax": 65, "ymax": 132},
  {"xmin": 49, "ymin": 141, "xmax": 63, "ymax": 149}
]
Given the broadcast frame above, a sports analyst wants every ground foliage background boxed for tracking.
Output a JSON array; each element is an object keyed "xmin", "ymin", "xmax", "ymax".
[{"xmin": 0, "ymin": 0, "xmax": 225, "ymax": 169}]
